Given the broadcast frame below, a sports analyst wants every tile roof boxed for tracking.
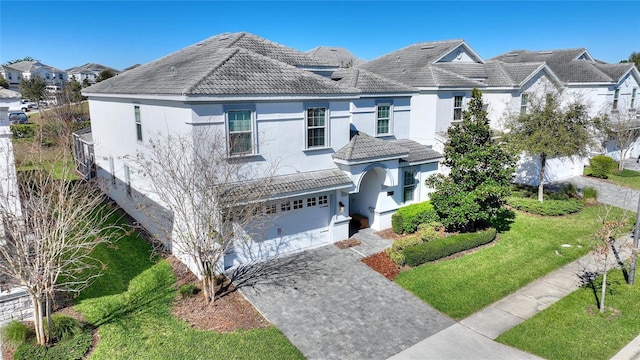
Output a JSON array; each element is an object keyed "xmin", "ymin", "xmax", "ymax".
[
  {"xmin": 84, "ymin": 32, "xmax": 359, "ymax": 96},
  {"xmin": 330, "ymin": 68, "xmax": 417, "ymax": 94},
  {"xmin": 359, "ymin": 40, "xmax": 548, "ymax": 89},
  {"xmin": 491, "ymin": 48, "xmax": 637, "ymax": 84},
  {"xmin": 66, "ymin": 63, "xmax": 120, "ymax": 73},
  {"xmin": 307, "ymin": 46, "xmax": 366, "ymax": 67},
  {"xmin": 228, "ymin": 169, "xmax": 353, "ymax": 200},
  {"xmin": 333, "ymin": 132, "xmax": 442, "ymax": 164},
  {"xmin": 333, "ymin": 132, "xmax": 408, "ymax": 163},
  {"xmin": 358, "ymin": 39, "xmax": 464, "ymax": 87},
  {"xmin": 388, "ymin": 139, "xmax": 443, "ymax": 163}
]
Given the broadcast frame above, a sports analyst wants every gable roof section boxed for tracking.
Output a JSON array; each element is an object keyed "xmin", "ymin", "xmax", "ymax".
[
  {"xmin": 491, "ymin": 48, "xmax": 635, "ymax": 84},
  {"xmin": 84, "ymin": 32, "xmax": 358, "ymax": 96},
  {"xmin": 330, "ymin": 68, "xmax": 417, "ymax": 94},
  {"xmin": 358, "ymin": 39, "xmax": 466, "ymax": 87},
  {"xmin": 67, "ymin": 63, "xmax": 120, "ymax": 74}
]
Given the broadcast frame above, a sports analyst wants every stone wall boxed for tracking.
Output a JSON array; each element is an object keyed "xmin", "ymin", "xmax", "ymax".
[{"xmin": 0, "ymin": 288, "xmax": 32, "ymax": 326}]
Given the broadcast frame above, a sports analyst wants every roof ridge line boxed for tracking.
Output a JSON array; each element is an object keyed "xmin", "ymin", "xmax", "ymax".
[
  {"xmin": 184, "ymin": 48, "xmax": 241, "ymax": 94},
  {"xmin": 493, "ymin": 61, "xmax": 514, "ymax": 85}
]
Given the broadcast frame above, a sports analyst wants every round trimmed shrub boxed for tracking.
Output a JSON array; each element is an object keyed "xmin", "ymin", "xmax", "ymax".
[{"xmin": 589, "ymin": 155, "xmax": 617, "ymax": 179}]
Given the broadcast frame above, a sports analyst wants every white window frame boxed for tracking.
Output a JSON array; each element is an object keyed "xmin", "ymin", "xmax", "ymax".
[
  {"xmin": 520, "ymin": 93, "xmax": 529, "ymax": 114},
  {"xmin": 631, "ymin": 88, "xmax": 637, "ymax": 110},
  {"xmin": 226, "ymin": 108, "xmax": 255, "ymax": 156},
  {"xmin": 281, "ymin": 201, "xmax": 291, "ymax": 212},
  {"xmin": 453, "ymin": 95, "xmax": 464, "ymax": 122},
  {"xmin": 318, "ymin": 195, "xmax": 328, "ymax": 206},
  {"xmin": 307, "ymin": 197, "xmax": 317, "ymax": 207},
  {"xmin": 403, "ymin": 169, "xmax": 417, "ymax": 203},
  {"xmin": 375, "ymin": 103, "xmax": 393, "ymax": 136},
  {"xmin": 613, "ymin": 89, "xmax": 620, "ymax": 110},
  {"xmin": 134, "ymin": 106, "xmax": 142, "ymax": 142},
  {"xmin": 305, "ymin": 106, "xmax": 329, "ymax": 149},
  {"xmin": 293, "ymin": 199, "xmax": 303, "ymax": 210}
]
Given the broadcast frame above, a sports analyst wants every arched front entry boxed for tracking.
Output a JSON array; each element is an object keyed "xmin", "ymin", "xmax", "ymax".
[{"xmin": 349, "ymin": 166, "xmax": 389, "ymax": 231}]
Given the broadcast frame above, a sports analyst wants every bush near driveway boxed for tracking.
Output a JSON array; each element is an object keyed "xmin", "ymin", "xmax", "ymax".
[
  {"xmin": 391, "ymin": 201, "xmax": 438, "ymax": 234},
  {"xmin": 589, "ymin": 155, "xmax": 617, "ymax": 179},
  {"xmin": 403, "ymin": 228, "xmax": 497, "ymax": 267}
]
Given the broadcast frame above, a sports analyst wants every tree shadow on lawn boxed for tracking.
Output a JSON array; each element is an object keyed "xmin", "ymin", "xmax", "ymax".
[{"xmin": 492, "ymin": 208, "xmax": 516, "ymax": 233}]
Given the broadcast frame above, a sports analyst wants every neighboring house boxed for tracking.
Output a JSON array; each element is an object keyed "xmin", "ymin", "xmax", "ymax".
[
  {"xmin": 307, "ymin": 46, "xmax": 366, "ymax": 68},
  {"xmin": 66, "ymin": 63, "xmax": 121, "ymax": 84},
  {"xmin": 0, "ymin": 65, "xmax": 22, "ymax": 91},
  {"xmin": 8, "ymin": 61, "xmax": 68, "ymax": 85},
  {"xmin": 82, "ymin": 32, "xmax": 442, "ymax": 270},
  {"xmin": 492, "ymin": 49, "xmax": 640, "ymax": 160},
  {"xmin": 359, "ymin": 40, "xmax": 640, "ymax": 184}
]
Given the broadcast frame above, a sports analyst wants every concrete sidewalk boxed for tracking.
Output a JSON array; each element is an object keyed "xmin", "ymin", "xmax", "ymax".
[{"xmin": 390, "ymin": 235, "xmax": 635, "ymax": 360}]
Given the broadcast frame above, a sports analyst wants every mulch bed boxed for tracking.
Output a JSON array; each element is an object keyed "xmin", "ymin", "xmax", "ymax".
[
  {"xmin": 167, "ymin": 256, "xmax": 271, "ymax": 332},
  {"xmin": 361, "ymin": 252, "xmax": 400, "ymax": 281}
]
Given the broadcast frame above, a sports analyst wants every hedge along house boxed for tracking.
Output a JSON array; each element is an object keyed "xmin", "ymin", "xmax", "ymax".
[{"xmin": 81, "ymin": 32, "xmax": 441, "ymax": 271}]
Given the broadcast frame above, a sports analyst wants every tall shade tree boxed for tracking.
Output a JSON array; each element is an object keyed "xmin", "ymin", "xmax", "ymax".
[
  {"xmin": 96, "ymin": 69, "xmax": 115, "ymax": 83},
  {"xmin": 621, "ymin": 52, "xmax": 640, "ymax": 71},
  {"xmin": 135, "ymin": 129, "xmax": 278, "ymax": 303},
  {"xmin": 0, "ymin": 74, "xmax": 8, "ymax": 89},
  {"xmin": 0, "ymin": 115, "xmax": 124, "ymax": 345},
  {"xmin": 505, "ymin": 92, "xmax": 596, "ymax": 202},
  {"xmin": 19, "ymin": 75, "xmax": 47, "ymax": 101},
  {"xmin": 426, "ymin": 88, "xmax": 516, "ymax": 232}
]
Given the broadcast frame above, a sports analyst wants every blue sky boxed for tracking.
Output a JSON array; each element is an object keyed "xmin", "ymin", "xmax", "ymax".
[{"xmin": 1, "ymin": 1, "xmax": 638, "ymax": 71}]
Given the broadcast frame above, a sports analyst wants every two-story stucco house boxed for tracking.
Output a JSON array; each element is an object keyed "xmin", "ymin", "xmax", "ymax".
[
  {"xmin": 492, "ymin": 48, "xmax": 640, "ymax": 161},
  {"xmin": 7, "ymin": 61, "xmax": 68, "ymax": 85},
  {"xmin": 359, "ymin": 40, "xmax": 640, "ymax": 184},
  {"xmin": 66, "ymin": 63, "xmax": 120, "ymax": 85},
  {"xmin": 82, "ymin": 32, "xmax": 442, "ymax": 269}
]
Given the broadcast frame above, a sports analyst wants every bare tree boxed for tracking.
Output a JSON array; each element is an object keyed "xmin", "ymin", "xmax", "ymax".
[
  {"xmin": 601, "ymin": 99, "xmax": 640, "ymax": 171},
  {"xmin": 0, "ymin": 113, "xmax": 124, "ymax": 345},
  {"xmin": 135, "ymin": 128, "xmax": 278, "ymax": 303},
  {"xmin": 590, "ymin": 206, "xmax": 630, "ymax": 313}
]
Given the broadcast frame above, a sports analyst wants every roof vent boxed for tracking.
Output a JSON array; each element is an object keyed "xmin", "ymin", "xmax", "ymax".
[
  {"xmin": 170, "ymin": 66, "xmax": 177, "ymax": 74},
  {"xmin": 219, "ymin": 35, "xmax": 230, "ymax": 41},
  {"xmin": 330, "ymin": 49, "xmax": 338, "ymax": 52},
  {"xmin": 538, "ymin": 51, "xmax": 553, "ymax": 55},
  {"xmin": 396, "ymin": 55, "xmax": 401, "ymax": 61},
  {"xmin": 421, "ymin": 45, "xmax": 435, "ymax": 50},
  {"xmin": 402, "ymin": 68, "xmax": 406, "ymax": 73},
  {"xmin": 505, "ymin": 53, "xmax": 519, "ymax": 57}
]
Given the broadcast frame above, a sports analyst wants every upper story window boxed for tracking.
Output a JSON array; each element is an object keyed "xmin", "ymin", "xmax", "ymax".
[
  {"xmin": 453, "ymin": 96, "xmax": 463, "ymax": 121},
  {"xmin": 306, "ymin": 107, "xmax": 327, "ymax": 148},
  {"xmin": 227, "ymin": 109, "xmax": 253, "ymax": 155},
  {"xmin": 376, "ymin": 104, "xmax": 392, "ymax": 136},
  {"xmin": 632, "ymin": 88, "xmax": 637, "ymax": 109},
  {"xmin": 134, "ymin": 106, "xmax": 142, "ymax": 142},
  {"xmin": 613, "ymin": 89, "xmax": 620, "ymax": 110},
  {"xmin": 520, "ymin": 94, "xmax": 529, "ymax": 114}
]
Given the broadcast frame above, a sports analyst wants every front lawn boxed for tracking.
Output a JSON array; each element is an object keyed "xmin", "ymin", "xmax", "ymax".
[
  {"xmin": 584, "ymin": 166, "xmax": 640, "ymax": 190},
  {"xmin": 75, "ymin": 210, "xmax": 303, "ymax": 359},
  {"xmin": 497, "ymin": 270, "xmax": 640, "ymax": 360},
  {"xmin": 395, "ymin": 205, "xmax": 630, "ymax": 320}
]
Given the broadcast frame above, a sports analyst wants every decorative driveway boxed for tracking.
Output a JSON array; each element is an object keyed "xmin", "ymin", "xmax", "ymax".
[{"xmin": 238, "ymin": 237, "xmax": 454, "ymax": 360}]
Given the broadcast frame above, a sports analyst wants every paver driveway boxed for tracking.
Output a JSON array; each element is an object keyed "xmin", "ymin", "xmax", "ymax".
[{"xmin": 238, "ymin": 240, "xmax": 454, "ymax": 360}]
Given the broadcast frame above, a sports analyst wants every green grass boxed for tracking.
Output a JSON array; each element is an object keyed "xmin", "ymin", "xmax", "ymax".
[
  {"xmin": 497, "ymin": 270, "xmax": 640, "ymax": 360},
  {"xmin": 75, "ymin": 212, "xmax": 303, "ymax": 360},
  {"xmin": 395, "ymin": 205, "xmax": 631, "ymax": 320},
  {"xmin": 584, "ymin": 166, "xmax": 640, "ymax": 190}
]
